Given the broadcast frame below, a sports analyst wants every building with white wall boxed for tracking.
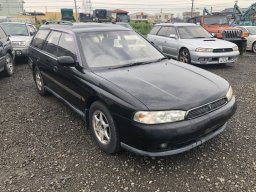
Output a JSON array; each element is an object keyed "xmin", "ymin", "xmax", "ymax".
[{"xmin": 0, "ymin": 0, "xmax": 24, "ymax": 17}]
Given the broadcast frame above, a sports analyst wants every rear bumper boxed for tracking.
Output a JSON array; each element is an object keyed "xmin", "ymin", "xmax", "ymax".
[
  {"xmin": 190, "ymin": 51, "xmax": 239, "ymax": 64},
  {"xmin": 115, "ymin": 97, "xmax": 237, "ymax": 157}
]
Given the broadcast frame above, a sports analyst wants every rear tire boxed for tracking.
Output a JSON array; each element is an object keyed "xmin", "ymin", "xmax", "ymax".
[
  {"xmin": 89, "ymin": 101, "xmax": 121, "ymax": 154},
  {"xmin": 3, "ymin": 53, "xmax": 14, "ymax": 77},
  {"xmin": 33, "ymin": 66, "xmax": 48, "ymax": 96},
  {"xmin": 178, "ymin": 48, "xmax": 191, "ymax": 64}
]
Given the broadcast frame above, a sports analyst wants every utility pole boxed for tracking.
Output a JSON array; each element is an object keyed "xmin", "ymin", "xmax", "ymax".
[
  {"xmin": 74, "ymin": 0, "xmax": 78, "ymax": 22},
  {"xmin": 191, "ymin": 0, "xmax": 194, "ymax": 18}
]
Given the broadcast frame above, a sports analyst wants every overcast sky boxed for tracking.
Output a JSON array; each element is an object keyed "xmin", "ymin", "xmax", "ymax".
[{"xmin": 23, "ymin": 0, "xmax": 256, "ymax": 15}]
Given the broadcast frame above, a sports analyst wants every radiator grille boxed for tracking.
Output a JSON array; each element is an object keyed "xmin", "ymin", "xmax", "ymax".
[
  {"xmin": 186, "ymin": 98, "xmax": 227, "ymax": 119},
  {"xmin": 222, "ymin": 30, "xmax": 242, "ymax": 39}
]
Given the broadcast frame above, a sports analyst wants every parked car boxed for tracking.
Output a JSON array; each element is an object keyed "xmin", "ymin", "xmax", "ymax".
[
  {"xmin": 147, "ymin": 23, "xmax": 240, "ymax": 65},
  {"xmin": 187, "ymin": 15, "xmax": 248, "ymax": 54},
  {"xmin": 0, "ymin": 25, "xmax": 14, "ymax": 77},
  {"xmin": 28, "ymin": 23, "xmax": 236, "ymax": 157},
  {"xmin": 0, "ymin": 22, "xmax": 37, "ymax": 58},
  {"xmin": 237, "ymin": 26, "xmax": 256, "ymax": 53}
]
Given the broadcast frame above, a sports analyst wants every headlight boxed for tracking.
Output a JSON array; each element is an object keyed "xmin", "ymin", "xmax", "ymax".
[
  {"xmin": 233, "ymin": 46, "xmax": 239, "ymax": 51},
  {"xmin": 226, "ymin": 86, "xmax": 233, "ymax": 102},
  {"xmin": 133, "ymin": 110, "xmax": 186, "ymax": 124},
  {"xmin": 195, "ymin": 48, "xmax": 213, "ymax": 52},
  {"xmin": 12, "ymin": 41, "xmax": 26, "ymax": 47}
]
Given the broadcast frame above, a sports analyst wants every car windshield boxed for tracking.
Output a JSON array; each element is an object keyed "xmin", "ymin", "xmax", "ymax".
[
  {"xmin": 1, "ymin": 23, "xmax": 29, "ymax": 36},
  {"xmin": 178, "ymin": 26, "xmax": 212, "ymax": 39},
  {"xmin": 247, "ymin": 27, "xmax": 256, "ymax": 35},
  {"xmin": 204, "ymin": 16, "xmax": 228, "ymax": 25},
  {"xmin": 79, "ymin": 30, "xmax": 164, "ymax": 69}
]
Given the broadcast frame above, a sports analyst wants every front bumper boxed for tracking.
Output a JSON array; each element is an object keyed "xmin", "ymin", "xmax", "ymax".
[
  {"xmin": 115, "ymin": 97, "xmax": 237, "ymax": 157},
  {"xmin": 13, "ymin": 47, "xmax": 29, "ymax": 57},
  {"xmin": 190, "ymin": 51, "xmax": 239, "ymax": 64}
]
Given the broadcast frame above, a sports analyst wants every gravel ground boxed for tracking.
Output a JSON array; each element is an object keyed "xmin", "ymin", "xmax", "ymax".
[{"xmin": 0, "ymin": 54, "xmax": 256, "ymax": 192}]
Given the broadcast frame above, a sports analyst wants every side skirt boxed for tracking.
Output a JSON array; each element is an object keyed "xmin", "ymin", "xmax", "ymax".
[{"xmin": 44, "ymin": 86, "xmax": 86, "ymax": 119}]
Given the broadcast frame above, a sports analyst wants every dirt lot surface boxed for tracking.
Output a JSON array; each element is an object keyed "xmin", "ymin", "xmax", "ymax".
[{"xmin": 0, "ymin": 54, "xmax": 256, "ymax": 192}]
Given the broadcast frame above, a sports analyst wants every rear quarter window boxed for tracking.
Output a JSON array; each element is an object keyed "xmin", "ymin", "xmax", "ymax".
[
  {"xmin": 31, "ymin": 30, "xmax": 50, "ymax": 49},
  {"xmin": 150, "ymin": 26, "xmax": 161, "ymax": 35}
]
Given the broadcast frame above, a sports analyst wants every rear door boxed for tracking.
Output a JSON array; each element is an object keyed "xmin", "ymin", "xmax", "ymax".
[{"xmin": 39, "ymin": 30, "xmax": 62, "ymax": 91}]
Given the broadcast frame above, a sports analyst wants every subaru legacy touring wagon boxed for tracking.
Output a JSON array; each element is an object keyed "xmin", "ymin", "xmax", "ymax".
[{"xmin": 28, "ymin": 23, "xmax": 236, "ymax": 157}]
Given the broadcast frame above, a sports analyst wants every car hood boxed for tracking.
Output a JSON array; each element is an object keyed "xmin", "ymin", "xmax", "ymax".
[
  {"xmin": 180, "ymin": 38, "xmax": 236, "ymax": 49},
  {"xmin": 94, "ymin": 60, "xmax": 229, "ymax": 111},
  {"xmin": 9, "ymin": 36, "xmax": 32, "ymax": 42}
]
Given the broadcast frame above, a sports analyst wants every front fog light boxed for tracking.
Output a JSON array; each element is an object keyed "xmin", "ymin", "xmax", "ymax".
[{"xmin": 226, "ymin": 86, "xmax": 233, "ymax": 102}]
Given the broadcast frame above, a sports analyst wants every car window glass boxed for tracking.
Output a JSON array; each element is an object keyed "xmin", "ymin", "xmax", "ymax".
[
  {"xmin": 31, "ymin": 30, "xmax": 50, "ymax": 49},
  {"xmin": 28, "ymin": 25, "xmax": 36, "ymax": 35},
  {"xmin": 58, "ymin": 33, "xmax": 76, "ymax": 59},
  {"xmin": 166, "ymin": 27, "xmax": 177, "ymax": 36},
  {"xmin": 150, "ymin": 26, "xmax": 161, "ymax": 35},
  {"xmin": 43, "ymin": 31, "xmax": 61, "ymax": 57},
  {"xmin": 157, "ymin": 27, "xmax": 169, "ymax": 36},
  {"xmin": 0, "ymin": 27, "xmax": 6, "ymax": 39}
]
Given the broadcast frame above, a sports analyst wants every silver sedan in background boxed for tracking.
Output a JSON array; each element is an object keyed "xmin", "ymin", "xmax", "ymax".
[
  {"xmin": 147, "ymin": 23, "xmax": 240, "ymax": 64},
  {"xmin": 237, "ymin": 26, "xmax": 256, "ymax": 53}
]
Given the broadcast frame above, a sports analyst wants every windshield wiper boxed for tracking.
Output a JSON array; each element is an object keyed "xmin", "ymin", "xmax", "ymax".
[{"xmin": 109, "ymin": 57, "xmax": 167, "ymax": 69}]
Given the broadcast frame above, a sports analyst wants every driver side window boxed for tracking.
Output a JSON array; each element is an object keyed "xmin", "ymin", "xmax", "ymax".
[{"xmin": 57, "ymin": 33, "xmax": 77, "ymax": 60}]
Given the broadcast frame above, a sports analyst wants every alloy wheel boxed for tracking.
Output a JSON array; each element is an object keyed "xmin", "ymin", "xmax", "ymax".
[
  {"xmin": 253, "ymin": 43, "xmax": 256, "ymax": 53},
  {"xmin": 180, "ymin": 50, "xmax": 189, "ymax": 63},
  {"xmin": 6, "ymin": 55, "xmax": 13, "ymax": 74},
  {"xmin": 92, "ymin": 110, "xmax": 111, "ymax": 145},
  {"xmin": 35, "ymin": 71, "xmax": 43, "ymax": 91}
]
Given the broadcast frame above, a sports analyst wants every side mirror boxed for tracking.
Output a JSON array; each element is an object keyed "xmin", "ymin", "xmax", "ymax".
[
  {"xmin": 30, "ymin": 32, "xmax": 35, "ymax": 36},
  {"xmin": 169, "ymin": 34, "xmax": 177, "ymax": 39},
  {"xmin": 57, "ymin": 56, "xmax": 76, "ymax": 67},
  {"xmin": 211, "ymin": 33, "xmax": 217, "ymax": 37},
  {"xmin": 0, "ymin": 41, "xmax": 3, "ymax": 47}
]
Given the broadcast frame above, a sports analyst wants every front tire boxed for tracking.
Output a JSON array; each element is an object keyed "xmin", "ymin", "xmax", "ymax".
[
  {"xmin": 252, "ymin": 42, "xmax": 256, "ymax": 53},
  {"xmin": 178, "ymin": 48, "xmax": 191, "ymax": 64},
  {"xmin": 89, "ymin": 101, "xmax": 121, "ymax": 154},
  {"xmin": 3, "ymin": 53, "xmax": 14, "ymax": 77},
  {"xmin": 33, "ymin": 67, "xmax": 48, "ymax": 96}
]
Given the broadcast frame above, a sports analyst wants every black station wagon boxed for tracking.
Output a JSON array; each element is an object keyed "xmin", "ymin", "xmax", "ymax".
[{"xmin": 28, "ymin": 23, "xmax": 236, "ymax": 157}]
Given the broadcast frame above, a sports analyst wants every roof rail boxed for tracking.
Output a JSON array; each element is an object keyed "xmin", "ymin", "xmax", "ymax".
[{"xmin": 44, "ymin": 20, "xmax": 73, "ymax": 25}]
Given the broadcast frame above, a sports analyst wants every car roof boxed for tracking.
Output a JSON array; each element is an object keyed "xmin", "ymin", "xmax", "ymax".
[
  {"xmin": 40, "ymin": 22, "xmax": 131, "ymax": 33},
  {"xmin": 155, "ymin": 23, "xmax": 197, "ymax": 27}
]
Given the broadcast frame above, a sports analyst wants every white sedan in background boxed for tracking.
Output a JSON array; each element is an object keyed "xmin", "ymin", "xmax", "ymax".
[{"xmin": 238, "ymin": 26, "xmax": 256, "ymax": 53}]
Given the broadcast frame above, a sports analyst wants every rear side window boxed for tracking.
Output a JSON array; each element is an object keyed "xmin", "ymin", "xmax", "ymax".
[
  {"xmin": 43, "ymin": 31, "xmax": 61, "ymax": 57},
  {"xmin": 150, "ymin": 26, "xmax": 161, "ymax": 35},
  {"xmin": 31, "ymin": 30, "xmax": 50, "ymax": 49},
  {"xmin": 58, "ymin": 33, "xmax": 77, "ymax": 59},
  {"xmin": 157, "ymin": 27, "xmax": 169, "ymax": 36},
  {"xmin": 0, "ymin": 27, "xmax": 6, "ymax": 39}
]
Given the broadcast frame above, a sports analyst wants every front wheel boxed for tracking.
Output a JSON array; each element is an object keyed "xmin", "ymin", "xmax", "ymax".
[
  {"xmin": 3, "ymin": 53, "xmax": 14, "ymax": 77},
  {"xmin": 252, "ymin": 42, "xmax": 256, "ymax": 53},
  {"xmin": 178, "ymin": 48, "xmax": 191, "ymax": 64},
  {"xmin": 89, "ymin": 101, "xmax": 121, "ymax": 154}
]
